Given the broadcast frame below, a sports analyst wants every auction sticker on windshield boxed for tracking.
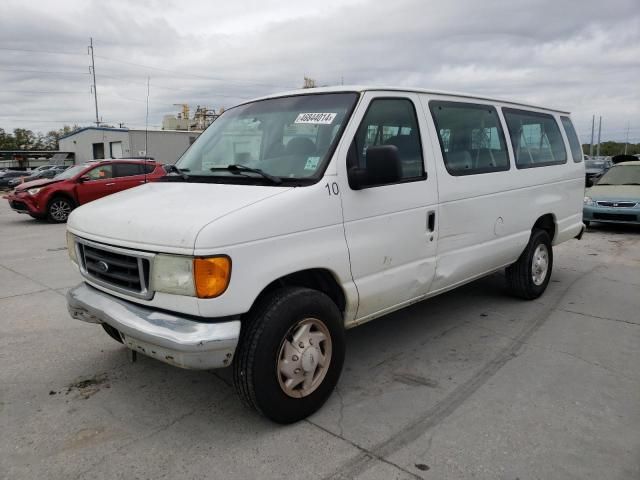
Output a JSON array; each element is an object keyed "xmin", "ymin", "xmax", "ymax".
[{"xmin": 295, "ymin": 113, "xmax": 336, "ymax": 124}]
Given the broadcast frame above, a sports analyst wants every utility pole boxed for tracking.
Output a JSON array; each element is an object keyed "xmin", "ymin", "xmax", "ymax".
[
  {"xmin": 88, "ymin": 37, "xmax": 100, "ymax": 126},
  {"xmin": 624, "ymin": 121, "xmax": 630, "ymax": 155},
  {"xmin": 596, "ymin": 116, "xmax": 602, "ymax": 158},
  {"xmin": 589, "ymin": 115, "xmax": 595, "ymax": 157}
]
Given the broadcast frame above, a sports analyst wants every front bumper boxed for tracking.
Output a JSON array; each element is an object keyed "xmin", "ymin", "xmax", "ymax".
[
  {"xmin": 67, "ymin": 283, "xmax": 240, "ymax": 370},
  {"xmin": 583, "ymin": 205, "xmax": 640, "ymax": 225},
  {"xmin": 6, "ymin": 192, "xmax": 42, "ymax": 215}
]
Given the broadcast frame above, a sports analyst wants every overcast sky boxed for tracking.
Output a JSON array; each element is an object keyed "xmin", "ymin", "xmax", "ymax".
[{"xmin": 0, "ymin": 0, "xmax": 638, "ymax": 143}]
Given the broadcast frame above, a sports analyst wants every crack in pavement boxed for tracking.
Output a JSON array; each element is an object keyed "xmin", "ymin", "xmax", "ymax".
[
  {"xmin": 463, "ymin": 321, "xmax": 640, "ymax": 384},
  {"xmin": 322, "ymin": 265, "xmax": 598, "ymax": 480},
  {"xmin": 306, "ymin": 419, "xmax": 423, "ymax": 480},
  {"xmin": 0, "ymin": 263, "xmax": 69, "ymax": 299},
  {"xmin": 70, "ymin": 396, "xmax": 232, "ymax": 480},
  {"xmin": 558, "ymin": 308, "xmax": 639, "ymax": 327}
]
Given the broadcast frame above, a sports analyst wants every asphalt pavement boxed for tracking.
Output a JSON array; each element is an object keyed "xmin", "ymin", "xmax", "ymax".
[{"xmin": 1, "ymin": 199, "xmax": 638, "ymax": 479}]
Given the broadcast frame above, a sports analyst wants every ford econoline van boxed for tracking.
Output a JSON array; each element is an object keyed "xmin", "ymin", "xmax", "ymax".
[{"xmin": 66, "ymin": 87, "xmax": 585, "ymax": 423}]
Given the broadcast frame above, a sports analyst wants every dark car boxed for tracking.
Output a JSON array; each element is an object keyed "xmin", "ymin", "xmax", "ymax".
[
  {"xmin": 585, "ymin": 157, "xmax": 613, "ymax": 186},
  {"xmin": 6, "ymin": 159, "xmax": 166, "ymax": 222},
  {"xmin": 7, "ymin": 166, "xmax": 68, "ymax": 187},
  {"xmin": 0, "ymin": 170, "xmax": 27, "ymax": 188}
]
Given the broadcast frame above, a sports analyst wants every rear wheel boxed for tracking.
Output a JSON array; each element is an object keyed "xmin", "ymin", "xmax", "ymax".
[
  {"xmin": 584, "ymin": 220, "xmax": 591, "ymax": 227},
  {"xmin": 47, "ymin": 196, "xmax": 74, "ymax": 223},
  {"xmin": 233, "ymin": 287, "xmax": 345, "ymax": 424},
  {"xmin": 506, "ymin": 229, "xmax": 553, "ymax": 300}
]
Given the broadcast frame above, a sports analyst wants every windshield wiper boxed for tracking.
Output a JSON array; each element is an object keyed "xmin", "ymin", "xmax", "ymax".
[{"xmin": 210, "ymin": 164, "xmax": 282, "ymax": 185}]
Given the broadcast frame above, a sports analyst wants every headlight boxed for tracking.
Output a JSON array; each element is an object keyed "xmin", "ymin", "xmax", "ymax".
[
  {"xmin": 151, "ymin": 254, "xmax": 196, "ymax": 296},
  {"xmin": 27, "ymin": 188, "xmax": 42, "ymax": 195},
  {"xmin": 583, "ymin": 196, "xmax": 594, "ymax": 206},
  {"xmin": 66, "ymin": 232, "xmax": 78, "ymax": 265},
  {"xmin": 151, "ymin": 254, "xmax": 232, "ymax": 298}
]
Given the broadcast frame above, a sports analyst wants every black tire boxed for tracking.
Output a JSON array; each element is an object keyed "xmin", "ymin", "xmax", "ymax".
[
  {"xmin": 233, "ymin": 287, "xmax": 345, "ymax": 424},
  {"xmin": 584, "ymin": 220, "xmax": 591, "ymax": 227},
  {"xmin": 101, "ymin": 323, "xmax": 124, "ymax": 343},
  {"xmin": 47, "ymin": 196, "xmax": 75, "ymax": 223},
  {"xmin": 506, "ymin": 229, "xmax": 553, "ymax": 300}
]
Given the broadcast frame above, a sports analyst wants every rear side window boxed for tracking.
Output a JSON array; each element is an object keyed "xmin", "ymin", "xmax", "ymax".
[
  {"xmin": 349, "ymin": 98, "xmax": 425, "ymax": 181},
  {"xmin": 113, "ymin": 163, "xmax": 142, "ymax": 177},
  {"xmin": 429, "ymin": 101, "xmax": 509, "ymax": 175},
  {"xmin": 142, "ymin": 163, "xmax": 156, "ymax": 174},
  {"xmin": 560, "ymin": 116, "xmax": 583, "ymax": 163},
  {"xmin": 502, "ymin": 109, "xmax": 567, "ymax": 168}
]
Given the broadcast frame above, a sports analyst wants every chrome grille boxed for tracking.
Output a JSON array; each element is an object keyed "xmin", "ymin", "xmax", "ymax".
[
  {"xmin": 596, "ymin": 201, "xmax": 637, "ymax": 208},
  {"xmin": 75, "ymin": 237, "xmax": 154, "ymax": 299}
]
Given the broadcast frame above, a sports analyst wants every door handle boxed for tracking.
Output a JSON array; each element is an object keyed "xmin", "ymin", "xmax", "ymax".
[
  {"xmin": 427, "ymin": 211, "xmax": 436, "ymax": 232},
  {"xmin": 106, "ymin": 182, "xmax": 116, "ymax": 186},
  {"xmin": 139, "ymin": 180, "xmax": 145, "ymax": 184}
]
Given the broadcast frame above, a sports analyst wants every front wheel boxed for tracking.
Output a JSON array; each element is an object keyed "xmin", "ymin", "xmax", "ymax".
[
  {"xmin": 506, "ymin": 229, "xmax": 553, "ymax": 300},
  {"xmin": 233, "ymin": 287, "xmax": 345, "ymax": 424},
  {"xmin": 47, "ymin": 196, "xmax": 75, "ymax": 223}
]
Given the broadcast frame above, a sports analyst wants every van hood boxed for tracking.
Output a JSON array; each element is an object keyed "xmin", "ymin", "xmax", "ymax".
[{"xmin": 67, "ymin": 182, "xmax": 292, "ymax": 253}]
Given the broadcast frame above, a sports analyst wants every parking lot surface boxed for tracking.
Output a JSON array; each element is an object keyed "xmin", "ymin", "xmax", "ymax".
[{"xmin": 1, "ymin": 200, "xmax": 639, "ymax": 479}]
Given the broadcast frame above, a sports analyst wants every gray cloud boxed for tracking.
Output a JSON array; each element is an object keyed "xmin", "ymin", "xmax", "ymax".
[{"xmin": 0, "ymin": 0, "xmax": 638, "ymax": 142}]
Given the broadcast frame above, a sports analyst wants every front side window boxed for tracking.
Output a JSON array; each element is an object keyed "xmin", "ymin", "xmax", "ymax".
[
  {"xmin": 503, "ymin": 109, "xmax": 567, "ymax": 168},
  {"xmin": 177, "ymin": 93, "xmax": 358, "ymax": 184},
  {"xmin": 429, "ymin": 101, "xmax": 509, "ymax": 175},
  {"xmin": 560, "ymin": 116, "xmax": 583, "ymax": 163},
  {"xmin": 86, "ymin": 164, "xmax": 113, "ymax": 180},
  {"xmin": 349, "ymin": 98, "xmax": 424, "ymax": 181}
]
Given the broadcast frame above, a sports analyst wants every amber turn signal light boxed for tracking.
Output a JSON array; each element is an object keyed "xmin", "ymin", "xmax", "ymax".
[{"xmin": 193, "ymin": 256, "xmax": 231, "ymax": 298}]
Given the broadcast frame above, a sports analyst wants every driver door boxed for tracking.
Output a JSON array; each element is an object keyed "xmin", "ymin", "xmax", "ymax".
[
  {"xmin": 75, "ymin": 163, "xmax": 115, "ymax": 204},
  {"xmin": 337, "ymin": 92, "xmax": 439, "ymax": 323}
]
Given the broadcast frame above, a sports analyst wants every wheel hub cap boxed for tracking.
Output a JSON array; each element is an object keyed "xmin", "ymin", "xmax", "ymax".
[
  {"xmin": 532, "ymin": 244, "xmax": 549, "ymax": 286},
  {"xmin": 301, "ymin": 346, "xmax": 320, "ymax": 373},
  {"xmin": 51, "ymin": 201, "xmax": 71, "ymax": 221},
  {"xmin": 276, "ymin": 318, "xmax": 332, "ymax": 398}
]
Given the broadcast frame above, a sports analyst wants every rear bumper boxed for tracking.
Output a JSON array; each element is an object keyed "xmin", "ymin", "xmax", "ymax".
[{"xmin": 67, "ymin": 283, "xmax": 240, "ymax": 370}]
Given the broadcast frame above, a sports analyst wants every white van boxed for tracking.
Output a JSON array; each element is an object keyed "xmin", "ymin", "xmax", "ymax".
[{"xmin": 66, "ymin": 87, "xmax": 585, "ymax": 423}]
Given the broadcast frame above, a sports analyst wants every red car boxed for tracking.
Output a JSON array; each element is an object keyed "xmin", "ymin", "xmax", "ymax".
[{"xmin": 6, "ymin": 159, "xmax": 165, "ymax": 222}]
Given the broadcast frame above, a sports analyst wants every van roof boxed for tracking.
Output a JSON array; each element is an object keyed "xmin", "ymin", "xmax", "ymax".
[{"xmin": 245, "ymin": 86, "xmax": 570, "ymax": 115}]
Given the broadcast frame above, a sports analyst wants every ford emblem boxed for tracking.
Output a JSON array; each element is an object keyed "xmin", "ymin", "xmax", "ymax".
[{"xmin": 96, "ymin": 261, "xmax": 110, "ymax": 273}]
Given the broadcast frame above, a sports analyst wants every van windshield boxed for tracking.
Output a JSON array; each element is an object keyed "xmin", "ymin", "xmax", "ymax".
[{"xmin": 176, "ymin": 93, "xmax": 358, "ymax": 184}]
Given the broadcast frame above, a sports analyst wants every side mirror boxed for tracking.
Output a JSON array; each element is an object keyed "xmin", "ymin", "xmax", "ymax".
[
  {"xmin": 348, "ymin": 145, "xmax": 402, "ymax": 190},
  {"xmin": 78, "ymin": 175, "xmax": 90, "ymax": 183}
]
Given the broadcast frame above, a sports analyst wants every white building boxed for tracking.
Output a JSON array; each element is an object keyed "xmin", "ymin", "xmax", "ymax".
[{"xmin": 58, "ymin": 127, "xmax": 201, "ymax": 164}]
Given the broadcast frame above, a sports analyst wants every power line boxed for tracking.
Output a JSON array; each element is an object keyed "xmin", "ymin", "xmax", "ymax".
[
  {"xmin": 0, "ymin": 68, "xmax": 89, "ymax": 75},
  {"xmin": 96, "ymin": 72, "xmax": 253, "ymax": 99},
  {"xmin": 0, "ymin": 46, "xmax": 85, "ymax": 57},
  {"xmin": 0, "ymin": 90, "xmax": 90, "ymax": 95},
  {"xmin": 94, "ymin": 54, "xmax": 295, "ymax": 89}
]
